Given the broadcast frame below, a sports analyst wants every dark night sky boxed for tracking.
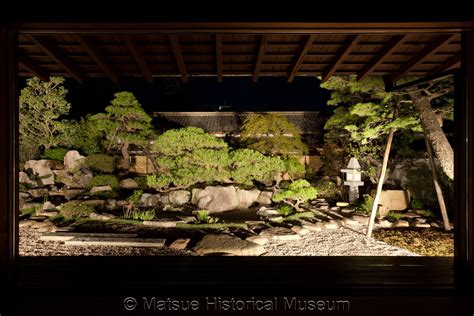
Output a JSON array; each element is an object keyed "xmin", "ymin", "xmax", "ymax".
[{"xmin": 34, "ymin": 76, "xmax": 333, "ymax": 118}]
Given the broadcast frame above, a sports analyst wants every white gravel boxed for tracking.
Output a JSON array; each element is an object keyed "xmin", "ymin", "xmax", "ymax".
[
  {"xmin": 19, "ymin": 220, "xmax": 418, "ymax": 257},
  {"xmin": 262, "ymin": 226, "xmax": 419, "ymax": 256}
]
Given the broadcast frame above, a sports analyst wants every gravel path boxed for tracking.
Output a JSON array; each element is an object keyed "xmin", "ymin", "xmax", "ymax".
[
  {"xmin": 19, "ymin": 220, "xmax": 418, "ymax": 257},
  {"xmin": 262, "ymin": 227, "xmax": 419, "ymax": 256}
]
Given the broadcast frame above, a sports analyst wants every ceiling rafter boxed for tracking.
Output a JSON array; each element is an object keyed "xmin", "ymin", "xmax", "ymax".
[
  {"xmin": 389, "ymin": 34, "xmax": 456, "ymax": 83},
  {"xmin": 253, "ymin": 35, "xmax": 268, "ymax": 83},
  {"xmin": 26, "ymin": 34, "xmax": 85, "ymax": 83},
  {"xmin": 19, "ymin": 55, "xmax": 49, "ymax": 81},
  {"xmin": 287, "ymin": 35, "xmax": 316, "ymax": 83},
  {"xmin": 75, "ymin": 35, "xmax": 120, "ymax": 84},
  {"xmin": 216, "ymin": 34, "xmax": 223, "ymax": 82},
  {"xmin": 122, "ymin": 35, "xmax": 154, "ymax": 83},
  {"xmin": 168, "ymin": 34, "xmax": 188, "ymax": 83},
  {"xmin": 428, "ymin": 55, "xmax": 461, "ymax": 77},
  {"xmin": 357, "ymin": 35, "xmax": 408, "ymax": 81},
  {"xmin": 322, "ymin": 35, "xmax": 362, "ymax": 82}
]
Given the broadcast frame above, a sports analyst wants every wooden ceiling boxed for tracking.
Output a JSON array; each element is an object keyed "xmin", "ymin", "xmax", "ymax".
[{"xmin": 18, "ymin": 32, "xmax": 461, "ymax": 84}]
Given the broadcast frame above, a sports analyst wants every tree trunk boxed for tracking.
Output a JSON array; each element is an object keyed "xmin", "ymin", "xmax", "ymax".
[
  {"xmin": 367, "ymin": 128, "xmax": 395, "ymax": 238},
  {"xmin": 122, "ymin": 142, "xmax": 131, "ymax": 170},
  {"xmin": 412, "ymin": 93, "xmax": 454, "ymax": 180}
]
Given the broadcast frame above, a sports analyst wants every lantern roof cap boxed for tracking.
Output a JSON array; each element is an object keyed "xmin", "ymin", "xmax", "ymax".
[{"xmin": 346, "ymin": 157, "xmax": 361, "ymax": 169}]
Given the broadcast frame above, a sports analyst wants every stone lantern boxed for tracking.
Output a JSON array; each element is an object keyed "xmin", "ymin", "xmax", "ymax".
[{"xmin": 341, "ymin": 157, "xmax": 364, "ymax": 202}]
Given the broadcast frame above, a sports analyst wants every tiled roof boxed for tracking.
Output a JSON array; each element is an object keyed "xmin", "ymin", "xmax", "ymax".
[{"xmin": 153, "ymin": 112, "xmax": 325, "ymax": 135}]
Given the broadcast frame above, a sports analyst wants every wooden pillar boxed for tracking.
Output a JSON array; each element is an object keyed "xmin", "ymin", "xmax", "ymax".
[
  {"xmin": 0, "ymin": 25, "xmax": 18, "ymax": 295},
  {"xmin": 454, "ymin": 30, "xmax": 474, "ymax": 284}
]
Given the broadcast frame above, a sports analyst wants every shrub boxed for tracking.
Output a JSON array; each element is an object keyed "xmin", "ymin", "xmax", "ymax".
[
  {"xmin": 59, "ymin": 202, "xmax": 95, "ymax": 219},
  {"xmin": 126, "ymin": 209, "xmax": 155, "ymax": 221},
  {"xmin": 42, "ymin": 148, "xmax": 69, "ymax": 161},
  {"xmin": 276, "ymin": 205, "xmax": 294, "ymax": 217},
  {"xmin": 272, "ymin": 179, "xmax": 317, "ymax": 212},
  {"xmin": 85, "ymin": 154, "xmax": 116, "ymax": 173},
  {"xmin": 87, "ymin": 175, "xmax": 119, "ymax": 190},
  {"xmin": 192, "ymin": 210, "xmax": 221, "ymax": 224},
  {"xmin": 409, "ymin": 197, "xmax": 425, "ymax": 210},
  {"xmin": 133, "ymin": 176, "xmax": 149, "ymax": 189},
  {"xmin": 386, "ymin": 211, "xmax": 403, "ymax": 222},
  {"xmin": 315, "ymin": 179, "xmax": 339, "ymax": 198},
  {"xmin": 240, "ymin": 113, "xmax": 308, "ymax": 156},
  {"xmin": 127, "ymin": 190, "xmax": 144, "ymax": 204},
  {"xmin": 58, "ymin": 115, "xmax": 102, "ymax": 155},
  {"xmin": 355, "ymin": 194, "xmax": 374, "ymax": 214}
]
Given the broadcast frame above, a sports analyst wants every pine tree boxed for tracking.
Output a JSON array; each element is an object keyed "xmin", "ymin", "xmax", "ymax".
[{"xmin": 90, "ymin": 92, "xmax": 154, "ymax": 169}]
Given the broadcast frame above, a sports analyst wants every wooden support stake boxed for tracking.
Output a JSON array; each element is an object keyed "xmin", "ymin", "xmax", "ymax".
[
  {"xmin": 366, "ymin": 128, "xmax": 395, "ymax": 238},
  {"xmin": 424, "ymin": 135, "xmax": 451, "ymax": 231}
]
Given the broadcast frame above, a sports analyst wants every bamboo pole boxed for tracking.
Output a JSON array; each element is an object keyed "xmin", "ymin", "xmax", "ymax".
[
  {"xmin": 424, "ymin": 135, "xmax": 451, "ymax": 231},
  {"xmin": 366, "ymin": 128, "xmax": 395, "ymax": 238}
]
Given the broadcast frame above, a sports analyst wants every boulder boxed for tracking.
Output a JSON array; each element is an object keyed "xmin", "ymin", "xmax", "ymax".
[
  {"xmin": 27, "ymin": 188, "xmax": 49, "ymax": 199},
  {"xmin": 105, "ymin": 199, "xmax": 119, "ymax": 211},
  {"xmin": 63, "ymin": 150, "xmax": 85, "ymax": 172},
  {"xmin": 256, "ymin": 207, "xmax": 280, "ymax": 217},
  {"xmin": 24, "ymin": 160, "xmax": 54, "ymax": 186},
  {"xmin": 236, "ymin": 189, "xmax": 261, "ymax": 209},
  {"xmin": 63, "ymin": 189, "xmax": 85, "ymax": 200},
  {"xmin": 194, "ymin": 186, "xmax": 239, "ymax": 213},
  {"xmin": 394, "ymin": 219, "xmax": 409, "ymax": 228},
  {"xmin": 19, "ymin": 172, "xmax": 37, "ymax": 187},
  {"xmin": 191, "ymin": 188, "xmax": 203, "ymax": 204},
  {"xmin": 256, "ymin": 191, "xmax": 273, "ymax": 206},
  {"xmin": 194, "ymin": 234, "xmax": 266, "ymax": 256},
  {"xmin": 46, "ymin": 160, "xmax": 65, "ymax": 170},
  {"xmin": 119, "ymin": 178, "xmax": 139, "ymax": 190},
  {"xmin": 42, "ymin": 201, "xmax": 57, "ymax": 211},
  {"xmin": 169, "ymin": 238, "xmax": 191, "ymax": 250},
  {"xmin": 378, "ymin": 190, "xmax": 410, "ymax": 215},
  {"xmin": 125, "ymin": 155, "xmax": 157, "ymax": 174},
  {"xmin": 140, "ymin": 193, "xmax": 161, "ymax": 208},
  {"xmin": 168, "ymin": 190, "xmax": 191, "ymax": 205}
]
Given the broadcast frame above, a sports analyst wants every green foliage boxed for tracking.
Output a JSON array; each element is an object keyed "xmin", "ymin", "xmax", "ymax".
[
  {"xmin": 321, "ymin": 76, "xmax": 422, "ymax": 180},
  {"xmin": 355, "ymin": 194, "xmax": 374, "ymax": 214},
  {"xmin": 272, "ymin": 179, "xmax": 317, "ymax": 211},
  {"xmin": 41, "ymin": 147, "xmax": 69, "ymax": 161},
  {"xmin": 127, "ymin": 190, "xmax": 143, "ymax": 204},
  {"xmin": 128, "ymin": 209, "xmax": 155, "ymax": 221},
  {"xmin": 59, "ymin": 202, "xmax": 95, "ymax": 219},
  {"xmin": 91, "ymin": 190, "xmax": 118, "ymax": 199},
  {"xmin": 19, "ymin": 77, "xmax": 71, "ymax": 161},
  {"xmin": 240, "ymin": 113, "xmax": 308, "ymax": 156},
  {"xmin": 133, "ymin": 176, "xmax": 149, "ymax": 189},
  {"xmin": 314, "ymin": 179, "xmax": 339, "ymax": 198},
  {"xmin": 90, "ymin": 91, "xmax": 154, "ymax": 154},
  {"xmin": 282, "ymin": 156, "xmax": 306, "ymax": 179},
  {"xmin": 228, "ymin": 149, "xmax": 284, "ymax": 185},
  {"xmin": 87, "ymin": 175, "xmax": 119, "ymax": 190},
  {"xmin": 415, "ymin": 209, "xmax": 435, "ymax": 218},
  {"xmin": 85, "ymin": 154, "xmax": 116, "ymax": 173},
  {"xmin": 192, "ymin": 210, "xmax": 222, "ymax": 224},
  {"xmin": 386, "ymin": 211, "xmax": 403, "ymax": 222},
  {"xmin": 276, "ymin": 205, "xmax": 294, "ymax": 217},
  {"xmin": 410, "ymin": 197, "xmax": 425, "ymax": 210},
  {"xmin": 57, "ymin": 115, "xmax": 102, "ymax": 155}
]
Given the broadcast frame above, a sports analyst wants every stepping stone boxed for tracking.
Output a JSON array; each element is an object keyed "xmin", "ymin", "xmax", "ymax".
[
  {"xmin": 340, "ymin": 208, "xmax": 355, "ymax": 217},
  {"xmin": 35, "ymin": 210, "xmax": 59, "ymax": 217},
  {"xmin": 256, "ymin": 208, "xmax": 280, "ymax": 217},
  {"xmin": 343, "ymin": 218, "xmax": 359, "ymax": 226},
  {"xmin": 89, "ymin": 213, "xmax": 115, "ymax": 221},
  {"xmin": 40, "ymin": 232, "xmax": 138, "ymax": 241},
  {"xmin": 245, "ymin": 236, "xmax": 269, "ymax": 245},
  {"xmin": 336, "ymin": 202, "xmax": 349, "ymax": 207},
  {"xmin": 377, "ymin": 219, "xmax": 392, "ymax": 228},
  {"xmin": 169, "ymin": 238, "xmax": 191, "ymax": 250},
  {"xmin": 402, "ymin": 212, "xmax": 421, "ymax": 219},
  {"xmin": 330, "ymin": 206, "xmax": 340, "ymax": 212},
  {"xmin": 436, "ymin": 221, "xmax": 454, "ymax": 229},
  {"xmin": 194, "ymin": 234, "xmax": 266, "ymax": 256},
  {"xmin": 430, "ymin": 222, "xmax": 441, "ymax": 228},
  {"xmin": 291, "ymin": 226, "xmax": 310, "ymax": 235},
  {"xmin": 245, "ymin": 220, "xmax": 266, "ymax": 226},
  {"xmin": 269, "ymin": 216, "xmax": 283, "ymax": 222},
  {"xmin": 318, "ymin": 205, "xmax": 329, "ymax": 210},
  {"xmin": 259, "ymin": 227, "xmax": 301, "ymax": 240},
  {"xmin": 143, "ymin": 220, "xmax": 180, "ymax": 228},
  {"xmin": 65, "ymin": 237, "xmax": 166, "ymax": 248},
  {"xmin": 352, "ymin": 215, "xmax": 369, "ymax": 225},
  {"xmin": 394, "ymin": 220, "xmax": 409, "ymax": 228},
  {"xmin": 415, "ymin": 218, "xmax": 427, "ymax": 223},
  {"xmin": 316, "ymin": 198, "xmax": 327, "ymax": 203},
  {"xmin": 324, "ymin": 221, "xmax": 339, "ymax": 230},
  {"xmin": 303, "ymin": 223, "xmax": 323, "ymax": 232},
  {"xmin": 412, "ymin": 222, "xmax": 431, "ymax": 228}
]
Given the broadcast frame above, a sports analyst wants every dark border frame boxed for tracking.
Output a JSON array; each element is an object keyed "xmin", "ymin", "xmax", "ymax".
[{"xmin": 1, "ymin": 22, "xmax": 473, "ymax": 302}]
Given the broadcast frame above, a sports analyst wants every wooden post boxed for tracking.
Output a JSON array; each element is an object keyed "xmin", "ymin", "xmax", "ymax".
[
  {"xmin": 366, "ymin": 128, "xmax": 395, "ymax": 238},
  {"xmin": 424, "ymin": 135, "xmax": 450, "ymax": 231}
]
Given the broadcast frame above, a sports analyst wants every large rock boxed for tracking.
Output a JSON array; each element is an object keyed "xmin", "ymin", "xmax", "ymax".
[
  {"xmin": 125, "ymin": 155, "xmax": 157, "ymax": 174},
  {"xmin": 63, "ymin": 150, "xmax": 85, "ymax": 172},
  {"xmin": 24, "ymin": 160, "xmax": 54, "ymax": 186},
  {"xmin": 46, "ymin": 160, "xmax": 65, "ymax": 170},
  {"xmin": 119, "ymin": 178, "xmax": 139, "ymax": 189},
  {"xmin": 378, "ymin": 190, "xmax": 410, "ymax": 217},
  {"xmin": 194, "ymin": 234, "xmax": 266, "ymax": 256},
  {"xmin": 54, "ymin": 170, "xmax": 92, "ymax": 189},
  {"xmin": 236, "ymin": 189, "xmax": 261, "ymax": 209},
  {"xmin": 140, "ymin": 193, "xmax": 161, "ymax": 208},
  {"xmin": 168, "ymin": 190, "xmax": 191, "ymax": 205},
  {"xmin": 19, "ymin": 171, "xmax": 37, "ymax": 188},
  {"xmin": 256, "ymin": 191, "xmax": 273, "ymax": 206},
  {"xmin": 194, "ymin": 186, "xmax": 239, "ymax": 213},
  {"xmin": 191, "ymin": 188, "xmax": 203, "ymax": 204},
  {"xmin": 90, "ymin": 186, "xmax": 113, "ymax": 195}
]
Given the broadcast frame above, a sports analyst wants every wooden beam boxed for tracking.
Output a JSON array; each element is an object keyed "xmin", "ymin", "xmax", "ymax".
[
  {"xmin": 19, "ymin": 56, "xmax": 49, "ymax": 81},
  {"xmin": 26, "ymin": 35, "xmax": 85, "ymax": 83},
  {"xmin": 322, "ymin": 35, "xmax": 362, "ymax": 82},
  {"xmin": 357, "ymin": 35, "xmax": 407, "ymax": 81},
  {"xmin": 428, "ymin": 55, "xmax": 461, "ymax": 76},
  {"xmin": 288, "ymin": 35, "xmax": 315, "ymax": 83},
  {"xmin": 168, "ymin": 35, "xmax": 188, "ymax": 83},
  {"xmin": 389, "ymin": 34, "xmax": 456, "ymax": 83},
  {"xmin": 253, "ymin": 35, "xmax": 268, "ymax": 83},
  {"xmin": 216, "ymin": 34, "xmax": 223, "ymax": 82},
  {"xmin": 75, "ymin": 35, "xmax": 119, "ymax": 84},
  {"xmin": 122, "ymin": 35, "xmax": 153, "ymax": 83}
]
